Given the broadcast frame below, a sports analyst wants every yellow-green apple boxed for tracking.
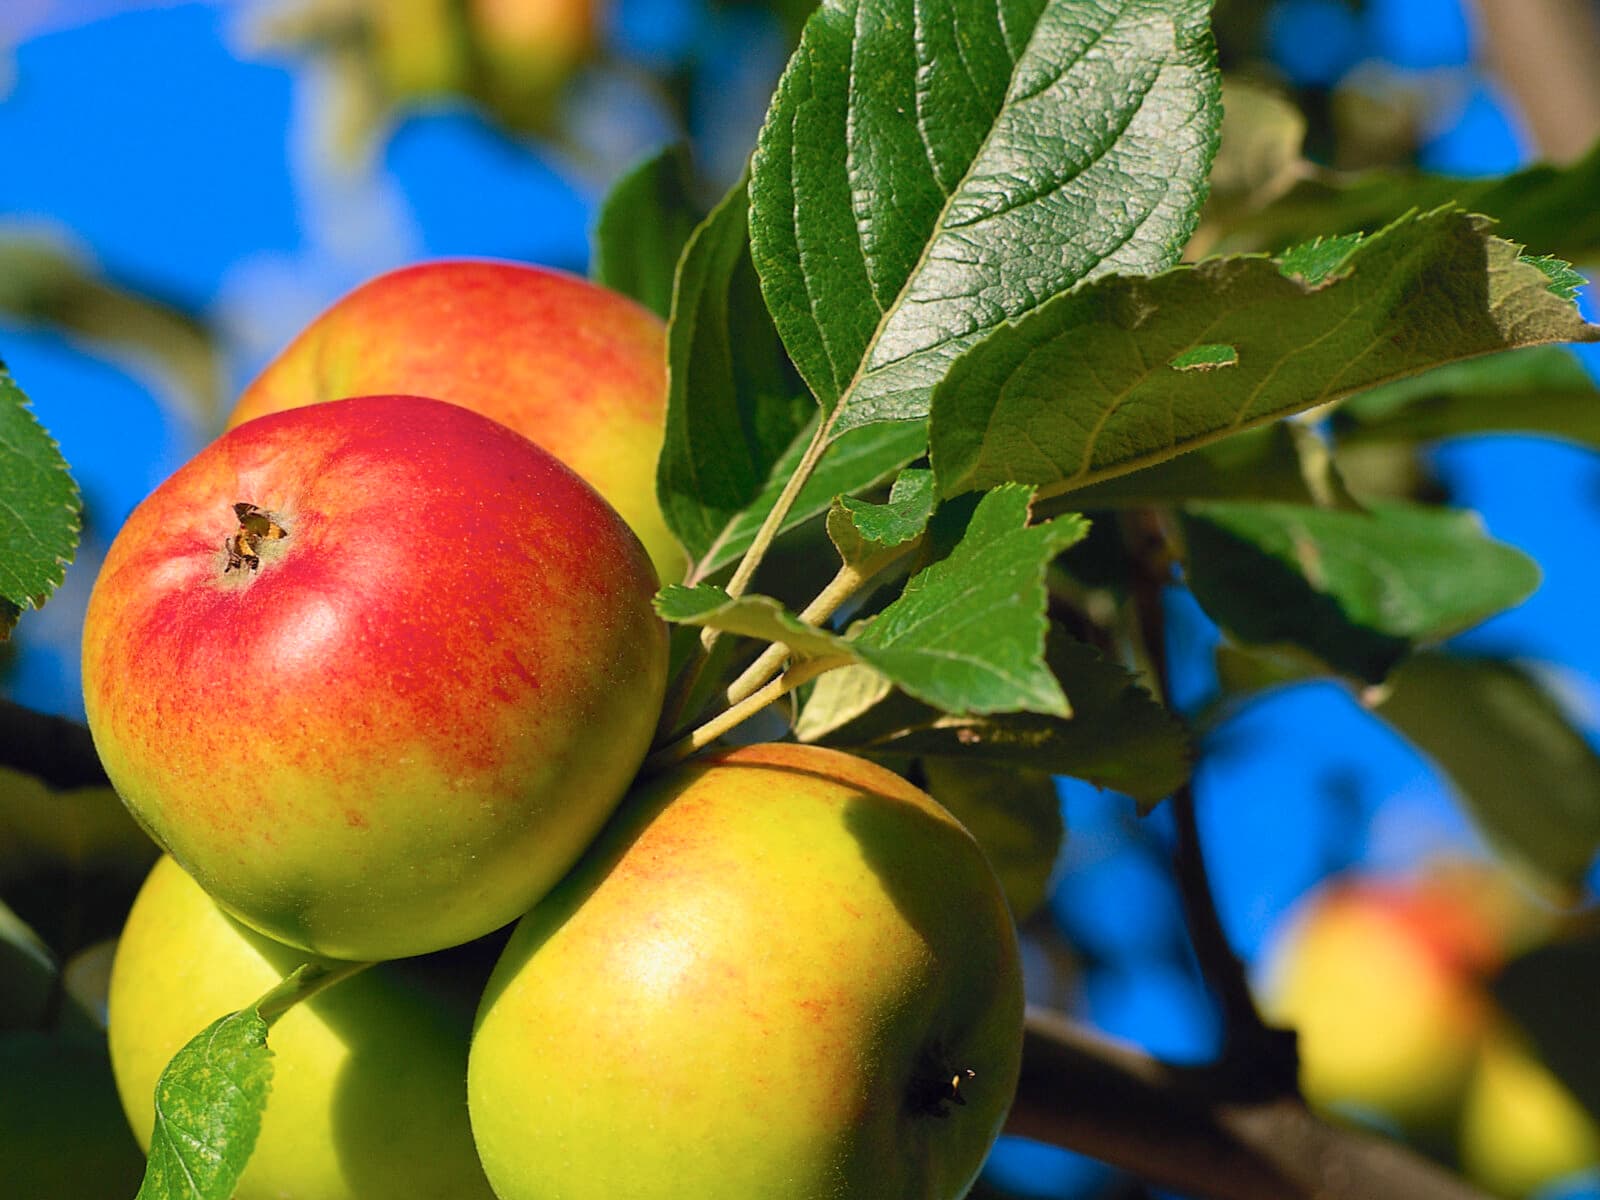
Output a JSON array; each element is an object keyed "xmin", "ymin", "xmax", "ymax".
[
  {"xmin": 109, "ymin": 855, "xmax": 495, "ymax": 1200},
  {"xmin": 82, "ymin": 394, "xmax": 668, "ymax": 960},
  {"xmin": 1459, "ymin": 1026, "xmax": 1600, "ymax": 1199},
  {"xmin": 229, "ymin": 259, "xmax": 684, "ymax": 583},
  {"xmin": 1257, "ymin": 864, "xmax": 1538, "ymax": 1130},
  {"xmin": 468, "ymin": 743, "xmax": 1025, "ymax": 1200}
]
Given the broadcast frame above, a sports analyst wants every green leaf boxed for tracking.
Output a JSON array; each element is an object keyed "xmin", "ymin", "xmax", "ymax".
[
  {"xmin": 931, "ymin": 209, "xmax": 1600, "ymax": 498},
  {"xmin": 1060, "ymin": 423, "xmax": 1315, "ymax": 508},
  {"xmin": 1182, "ymin": 501, "xmax": 1541, "ymax": 684},
  {"xmin": 0, "ymin": 898, "xmax": 56, "ymax": 1032},
  {"xmin": 657, "ymin": 175, "xmax": 812, "ymax": 567},
  {"xmin": 798, "ymin": 627, "xmax": 1190, "ymax": 806},
  {"xmin": 688, "ymin": 417, "xmax": 927, "ymax": 582},
  {"xmin": 1521, "ymin": 253, "xmax": 1588, "ymax": 302},
  {"xmin": 853, "ymin": 487, "xmax": 1088, "ymax": 716},
  {"xmin": 1336, "ymin": 347, "xmax": 1600, "ymax": 449},
  {"xmin": 750, "ymin": 0, "xmax": 1221, "ymax": 431},
  {"xmin": 1377, "ymin": 655, "xmax": 1600, "ymax": 885},
  {"xmin": 826, "ymin": 468, "xmax": 936, "ymax": 573},
  {"xmin": 592, "ymin": 143, "xmax": 702, "ymax": 320},
  {"xmin": 918, "ymin": 759, "xmax": 1062, "ymax": 921},
  {"xmin": 0, "ymin": 367, "xmax": 80, "ymax": 638},
  {"xmin": 137, "ymin": 1009, "xmax": 274, "ymax": 1200},
  {"xmin": 1211, "ymin": 135, "xmax": 1600, "ymax": 263},
  {"xmin": 654, "ymin": 585, "xmax": 851, "ymax": 661}
]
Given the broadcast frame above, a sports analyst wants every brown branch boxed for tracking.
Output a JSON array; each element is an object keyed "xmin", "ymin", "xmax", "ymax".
[
  {"xmin": 1008, "ymin": 1008, "xmax": 1495, "ymax": 1200},
  {"xmin": 1123, "ymin": 512, "xmax": 1294, "ymax": 1088}
]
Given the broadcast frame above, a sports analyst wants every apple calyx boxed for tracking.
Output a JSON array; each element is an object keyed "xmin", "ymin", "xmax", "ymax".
[
  {"xmin": 908, "ymin": 1051, "xmax": 977, "ymax": 1119},
  {"xmin": 223, "ymin": 502, "xmax": 288, "ymax": 574}
]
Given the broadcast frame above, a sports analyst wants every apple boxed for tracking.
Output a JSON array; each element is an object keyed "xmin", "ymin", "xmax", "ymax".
[
  {"xmin": 1459, "ymin": 1027, "xmax": 1600, "ymax": 1199},
  {"xmin": 467, "ymin": 0, "xmax": 597, "ymax": 126},
  {"xmin": 468, "ymin": 742, "xmax": 1025, "ymax": 1200},
  {"xmin": 1257, "ymin": 864, "xmax": 1540, "ymax": 1130},
  {"xmin": 82, "ymin": 394, "xmax": 668, "ymax": 960},
  {"xmin": 229, "ymin": 259, "xmax": 684, "ymax": 583},
  {"xmin": 109, "ymin": 855, "xmax": 496, "ymax": 1200}
]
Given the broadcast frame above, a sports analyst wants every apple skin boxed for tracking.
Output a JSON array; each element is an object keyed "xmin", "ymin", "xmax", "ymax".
[
  {"xmin": 1257, "ymin": 869, "xmax": 1522, "ymax": 1130},
  {"xmin": 82, "ymin": 394, "xmax": 668, "ymax": 960},
  {"xmin": 468, "ymin": 743, "xmax": 1025, "ymax": 1200},
  {"xmin": 1458, "ymin": 1027, "xmax": 1600, "ymax": 1200},
  {"xmin": 109, "ymin": 855, "xmax": 496, "ymax": 1200},
  {"xmin": 229, "ymin": 259, "xmax": 684, "ymax": 583}
]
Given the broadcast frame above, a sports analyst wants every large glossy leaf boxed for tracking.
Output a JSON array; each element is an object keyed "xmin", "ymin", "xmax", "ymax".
[
  {"xmin": 930, "ymin": 209, "xmax": 1600, "ymax": 498},
  {"xmin": 1378, "ymin": 654, "xmax": 1600, "ymax": 885},
  {"xmin": 0, "ymin": 367, "xmax": 80, "ymax": 637},
  {"xmin": 1182, "ymin": 501, "xmax": 1540, "ymax": 684},
  {"xmin": 750, "ymin": 0, "xmax": 1220, "ymax": 431},
  {"xmin": 657, "ymin": 177, "xmax": 811, "ymax": 567}
]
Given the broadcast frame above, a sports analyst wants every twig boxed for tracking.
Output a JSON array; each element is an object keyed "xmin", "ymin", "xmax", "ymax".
[
  {"xmin": 1010, "ymin": 1008, "xmax": 1494, "ymax": 1200},
  {"xmin": 1124, "ymin": 512, "xmax": 1295, "ymax": 1091}
]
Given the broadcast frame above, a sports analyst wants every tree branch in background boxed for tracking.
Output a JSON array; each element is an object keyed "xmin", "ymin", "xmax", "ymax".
[
  {"xmin": 1008, "ymin": 1008, "xmax": 1496, "ymax": 1200},
  {"xmin": 1473, "ymin": 0, "xmax": 1600, "ymax": 162},
  {"xmin": 1124, "ymin": 512, "xmax": 1297, "ymax": 1092}
]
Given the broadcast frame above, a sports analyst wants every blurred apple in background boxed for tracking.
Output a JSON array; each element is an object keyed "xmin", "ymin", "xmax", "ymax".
[
  {"xmin": 109, "ymin": 855, "xmax": 496, "ymax": 1200},
  {"xmin": 1257, "ymin": 860, "xmax": 1554, "ymax": 1132},
  {"xmin": 229, "ymin": 259, "xmax": 684, "ymax": 583}
]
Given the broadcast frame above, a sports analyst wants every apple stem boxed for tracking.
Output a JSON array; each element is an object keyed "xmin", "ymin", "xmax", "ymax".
[
  {"xmin": 641, "ymin": 655, "xmax": 850, "ymax": 775},
  {"xmin": 255, "ymin": 960, "xmax": 374, "ymax": 1025},
  {"xmin": 723, "ymin": 562, "xmax": 866, "ymax": 706}
]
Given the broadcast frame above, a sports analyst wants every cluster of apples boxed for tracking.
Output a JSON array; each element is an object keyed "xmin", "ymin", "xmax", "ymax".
[
  {"xmin": 82, "ymin": 262, "xmax": 1025, "ymax": 1199},
  {"xmin": 1259, "ymin": 861, "xmax": 1599, "ymax": 1198}
]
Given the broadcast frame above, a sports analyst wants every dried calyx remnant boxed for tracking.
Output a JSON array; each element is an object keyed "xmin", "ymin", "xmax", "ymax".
[
  {"xmin": 224, "ymin": 502, "xmax": 288, "ymax": 573},
  {"xmin": 907, "ymin": 1048, "xmax": 977, "ymax": 1119}
]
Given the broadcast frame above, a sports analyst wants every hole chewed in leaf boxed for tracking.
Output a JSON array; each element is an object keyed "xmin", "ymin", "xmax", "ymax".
[{"xmin": 1169, "ymin": 344, "xmax": 1240, "ymax": 372}]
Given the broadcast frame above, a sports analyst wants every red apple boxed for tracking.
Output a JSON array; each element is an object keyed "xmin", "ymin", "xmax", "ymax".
[
  {"xmin": 82, "ymin": 394, "xmax": 668, "ymax": 961},
  {"xmin": 230, "ymin": 259, "xmax": 684, "ymax": 583}
]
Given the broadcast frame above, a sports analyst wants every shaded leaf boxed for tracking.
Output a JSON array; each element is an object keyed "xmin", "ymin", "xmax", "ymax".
[
  {"xmin": 1378, "ymin": 654, "xmax": 1600, "ymax": 884},
  {"xmin": 1335, "ymin": 347, "xmax": 1600, "ymax": 450},
  {"xmin": 919, "ymin": 758, "xmax": 1063, "ymax": 921},
  {"xmin": 0, "ymin": 367, "xmax": 80, "ymax": 638},
  {"xmin": 1061, "ymin": 422, "xmax": 1315, "ymax": 509},
  {"xmin": 592, "ymin": 143, "xmax": 702, "ymax": 320},
  {"xmin": 750, "ymin": 0, "xmax": 1220, "ymax": 430},
  {"xmin": 800, "ymin": 627, "xmax": 1190, "ymax": 807},
  {"xmin": 852, "ymin": 487, "xmax": 1088, "ymax": 716},
  {"xmin": 826, "ymin": 468, "xmax": 936, "ymax": 573},
  {"xmin": 1181, "ymin": 501, "xmax": 1540, "ymax": 684},
  {"xmin": 0, "ymin": 898, "xmax": 56, "ymax": 1031},
  {"xmin": 931, "ymin": 209, "xmax": 1599, "ymax": 498},
  {"xmin": 657, "ymin": 175, "xmax": 811, "ymax": 566},
  {"xmin": 137, "ymin": 1009, "xmax": 273, "ymax": 1200},
  {"xmin": 1200, "ymin": 79, "xmax": 1307, "ymax": 226}
]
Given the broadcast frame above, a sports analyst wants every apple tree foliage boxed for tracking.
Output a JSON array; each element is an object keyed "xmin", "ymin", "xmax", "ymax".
[{"xmin": 7, "ymin": 0, "xmax": 1600, "ymax": 1196}]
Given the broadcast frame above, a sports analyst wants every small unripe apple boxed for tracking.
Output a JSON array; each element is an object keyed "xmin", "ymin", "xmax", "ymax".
[
  {"xmin": 1258, "ymin": 872, "xmax": 1501, "ymax": 1128},
  {"xmin": 82, "ymin": 395, "xmax": 668, "ymax": 960},
  {"xmin": 230, "ymin": 259, "xmax": 684, "ymax": 583},
  {"xmin": 468, "ymin": 743, "xmax": 1025, "ymax": 1200},
  {"xmin": 1459, "ymin": 1027, "xmax": 1600, "ymax": 1199},
  {"xmin": 468, "ymin": 0, "xmax": 597, "ymax": 124},
  {"xmin": 109, "ymin": 856, "xmax": 495, "ymax": 1200}
]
